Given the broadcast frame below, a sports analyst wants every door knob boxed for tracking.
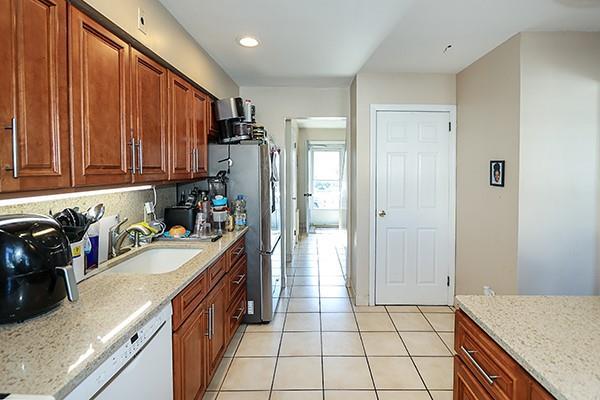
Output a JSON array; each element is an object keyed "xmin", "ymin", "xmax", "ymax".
[{"xmin": 378, "ymin": 210, "xmax": 386, "ymax": 217}]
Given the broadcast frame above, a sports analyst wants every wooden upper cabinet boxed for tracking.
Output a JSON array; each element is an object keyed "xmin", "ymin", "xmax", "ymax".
[
  {"xmin": 69, "ymin": 7, "xmax": 132, "ymax": 187},
  {"xmin": 208, "ymin": 100, "xmax": 219, "ymax": 140},
  {"xmin": 191, "ymin": 89, "xmax": 209, "ymax": 178},
  {"xmin": 168, "ymin": 71, "xmax": 193, "ymax": 180},
  {"xmin": 131, "ymin": 49, "xmax": 168, "ymax": 182},
  {"xmin": 0, "ymin": 0, "xmax": 70, "ymax": 192}
]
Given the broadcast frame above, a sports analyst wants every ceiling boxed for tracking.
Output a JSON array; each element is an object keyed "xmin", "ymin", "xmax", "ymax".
[{"xmin": 159, "ymin": 0, "xmax": 600, "ymax": 87}]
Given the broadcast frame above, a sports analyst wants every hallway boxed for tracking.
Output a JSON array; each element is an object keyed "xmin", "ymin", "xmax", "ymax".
[{"xmin": 204, "ymin": 231, "xmax": 455, "ymax": 400}]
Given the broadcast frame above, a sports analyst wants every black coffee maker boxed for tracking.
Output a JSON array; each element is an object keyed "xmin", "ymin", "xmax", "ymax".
[{"xmin": 0, "ymin": 214, "xmax": 79, "ymax": 323}]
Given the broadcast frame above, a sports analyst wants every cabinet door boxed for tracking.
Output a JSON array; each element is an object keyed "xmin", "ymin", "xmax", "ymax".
[
  {"xmin": 207, "ymin": 279, "xmax": 227, "ymax": 379},
  {"xmin": 70, "ymin": 7, "xmax": 131, "ymax": 187},
  {"xmin": 0, "ymin": 0, "xmax": 70, "ymax": 192},
  {"xmin": 173, "ymin": 304, "xmax": 207, "ymax": 400},
  {"xmin": 208, "ymin": 100, "xmax": 219, "ymax": 140},
  {"xmin": 168, "ymin": 71, "xmax": 193, "ymax": 180},
  {"xmin": 454, "ymin": 357, "xmax": 494, "ymax": 400},
  {"xmin": 191, "ymin": 89, "xmax": 208, "ymax": 178},
  {"xmin": 131, "ymin": 49, "xmax": 168, "ymax": 182}
]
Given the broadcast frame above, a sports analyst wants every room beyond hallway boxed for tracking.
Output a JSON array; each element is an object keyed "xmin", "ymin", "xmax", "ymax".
[{"xmin": 203, "ymin": 231, "xmax": 455, "ymax": 400}]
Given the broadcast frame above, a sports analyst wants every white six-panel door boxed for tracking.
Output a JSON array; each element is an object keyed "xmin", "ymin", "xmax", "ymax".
[{"xmin": 375, "ymin": 110, "xmax": 452, "ymax": 305}]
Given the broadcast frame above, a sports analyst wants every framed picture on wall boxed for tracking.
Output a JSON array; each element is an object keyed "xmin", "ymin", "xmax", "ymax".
[{"xmin": 490, "ymin": 160, "xmax": 505, "ymax": 187}]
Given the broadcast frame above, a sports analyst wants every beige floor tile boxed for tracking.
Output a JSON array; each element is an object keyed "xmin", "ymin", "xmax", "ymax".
[
  {"xmin": 323, "ymin": 357, "xmax": 374, "ymax": 389},
  {"xmin": 207, "ymin": 357, "xmax": 232, "ymax": 390},
  {"xmin": 376, "ymin": 391, "xmax": 430, "ymax": 400},
  {"xmin": 294, "ymin": 268, "xmax": 319, "ymax": 276},
  {"xmin": 276, "ymin": 298, "xmax": 289, "ymax": 313},
  {"xmin": 221, "ymin": 357, "xmax": 276, "ymax": 390},
  {"xmin": 413, "ymin": 357, "xmax": 454, "ymax": 390},
  {"xmin": 322, "ymin": 313, "xmax": 358, "ymax": 331},
  {"xmin": 361, "ymin": 332, "xmax": 408, "ymax": 356},
  {"xmin": 389, "ymin": 313, "xmax": 433, "ymax": 331},
  {"xmin": 430, "ymin": 391, "xmax": 453, "ymax": 400},
  {"xmin": 385, "ymin": 306, "xmax": 420, "ymax": 313},
  {"xmin": 320, "ymin": 276, "xmax": 347, "ymax": 286},
  {"xmin": 245, "ymin": 313, "xmax": 285, "ymax": 332},
  {"xmin": 356, "ymin": 313, "xmax": 395, "ymax": 331},
  {"xmin": 438, "ymin": 332, "xmax": 455, "ymax": 354},
  {"xmin": 401, "ymin": 332, "xmax": 452, "ymax": 356},
  {"xmin": 235, "ymin": 332, "xmax": 281, "ymax": 357},
  {"xmin": 322, "ymin": 331, "xmax": 364, "ymax": 356},
  {"xmin": 293, "ymin": 276, "xmax": 319, "ymax": 286},
  {"xmin": 216, "ymin": 392, "xmax": 270, "ymax": 400},
  {"xmin": 368, "ymin": 357, "xmax": 425, "ymax": 390},
  {"xmin": 271, "ymin": 391, "xmax": 323, "ymax": 400},
  {"xmin": 224, "ymin": 332, "xmax": 243, "ymax": 357},
  {"xmin": 418, "ymin": 305, "xmax": 453, "ymax": 313},
  {"xmin": 321, "ymin": 298, "xmax": 353, "ymax": 312},
  {"xmin": 320, "ymin": 286, "xmax": 349, "ymax": 298},
  {"xmin": 203, "ymin": 392, "xmax": 218, "ymax": 400},
  {"xmin": 424, "ymin": 313, "xmax": 455, "ymax": 332},
  {"xmin": 285, "ymin": 313, "xmax": 320, "ymax": 331},
  {"xmin": 279, "ymin": 332, "xmax": 321, "ymax": 356},
  {"xmin": 320, "ymin": 270, "xmax": 343, "ymax": 277},
  {"xmin": 280, "ymin": 286, "xmax": 293, "ymax": 298},
  {"xmin": 273, "ymin": 357, "xmax": 322, "ymax": 390},
  {"xmin": 288, "ymin": 298, "xmax": 320, "ymax": 313},
  {"xmin": 325, "ymin": 391, "xmax": 377, "ymax": 400},
  {"xmin": 291, "ymin": 286, "xmax": 320, "ymax": 298},
  {"xmin": 353, "ymin": 305, "xmax": 387, "ymax": 313}
]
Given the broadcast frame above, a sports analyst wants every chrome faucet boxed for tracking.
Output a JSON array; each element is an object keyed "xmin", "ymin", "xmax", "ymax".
[{"xmin": 109, "ymin": 218, "xmax": 152, "ymax": 258}]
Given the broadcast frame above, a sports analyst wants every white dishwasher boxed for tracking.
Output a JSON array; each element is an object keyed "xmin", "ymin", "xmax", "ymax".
[{"xmin": 65, "ymin": 304, "xmax": 173, "ymax": 400}]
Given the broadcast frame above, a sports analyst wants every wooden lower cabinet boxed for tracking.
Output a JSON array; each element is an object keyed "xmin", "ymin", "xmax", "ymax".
[
  {"xmin": 172, "ymin": 238, "xmax": 247, "ymax": 400},
  {"xmin": 454, "ymin": 310, "xmax": 555, "ymax": 400}
]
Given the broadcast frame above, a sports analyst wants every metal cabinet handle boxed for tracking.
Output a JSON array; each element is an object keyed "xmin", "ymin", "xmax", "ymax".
[
  {"xmin": 211, "ymin": 304, "xmax": 215, "ymax": 337},
  {"xmin": 195, "ymin": 148, "xmax": 199, "ymax": 172},
  {"xmin": 232, "ymin": 274, "xmax": 246, "ymax": 285},
  {"xmin": 461, "ymin": 346, "xmax": 499, "ymax": 385},
  {"xmin": 138, "ymin": 138, "xmax": 143, "ymax": 174},
  {"xmin": 129, "ymin": 138, "xmax": 136, "ymax": 175},
  {"xmin": 233, "ymin": 246, "xmax": 244, "ymax": 256},
  {"xmin": 4, "ymin": 118, "xmax": 18, "ymax": 178},
  {"xmin": 206, "ymin": 306, "xmax": 212, "ymax": 339},
  {"xmin": 233, "ymin": 307, "xmax": 245, "ymax": 320}
]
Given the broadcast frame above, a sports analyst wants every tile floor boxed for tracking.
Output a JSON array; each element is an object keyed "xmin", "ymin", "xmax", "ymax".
[{"xmin": 205, "ymin": 231, "xmax": 455, "ymax": 400}]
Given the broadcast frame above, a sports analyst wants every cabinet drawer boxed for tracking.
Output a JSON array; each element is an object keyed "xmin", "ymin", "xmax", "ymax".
[
  {"xmin": 208, "ymin": 255, "xmax": 227, "ymax": 287},
  {"xmin": 227, "ymin": 291, "xmax": 246, "ymax": 340},
  {"xmin": 172, "ymin": 271, "xmax": 208, "ymax": 330},
  {"xmin": 455, "ymin": 310, "xmax": 528, "ymax": 400},
  {"xmin": 454, "ymin": 357, "xmax": 494, "ymax": 400},
  {"xmin": 227, "ymin": 255, "xmax": 247, "ymax": 305},
  {"xmin": 228, "ymin": 237, "xmax": 246, "ymax": 269}
]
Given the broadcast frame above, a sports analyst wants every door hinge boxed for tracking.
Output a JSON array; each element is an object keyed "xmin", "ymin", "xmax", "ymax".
[
  {"xmin": 448, "ymin": 122, "xmax": 451, "ymax": 132},
  {"xmin": 447, "ymin": 276, "xmax": 450, "ymax": 287}
]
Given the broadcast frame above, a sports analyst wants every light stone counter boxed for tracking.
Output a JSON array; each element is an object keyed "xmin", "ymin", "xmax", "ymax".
[
  {"xmin": 456, "ymin": 295, "xmax": 600, "ymax": 400},
  {"xmin": 0, "ymin": 229, "xmax": 247, "ymax": 399}
]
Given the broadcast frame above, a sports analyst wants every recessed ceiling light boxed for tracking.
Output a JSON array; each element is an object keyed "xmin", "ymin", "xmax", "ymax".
[{"xmin": 238, "ymin": 36, "xmax": 259, "ymax": 48}]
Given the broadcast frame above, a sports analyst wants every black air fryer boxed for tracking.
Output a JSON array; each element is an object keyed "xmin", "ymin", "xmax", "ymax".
[{"xmin": 0, "ymin": 214, "xmax": 79, "ymax": 324}]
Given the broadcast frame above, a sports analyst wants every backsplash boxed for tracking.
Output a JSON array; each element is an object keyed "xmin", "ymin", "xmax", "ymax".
[{"xmin": 0, "ymin": 185, "xmax": 177, "ymax": 224}]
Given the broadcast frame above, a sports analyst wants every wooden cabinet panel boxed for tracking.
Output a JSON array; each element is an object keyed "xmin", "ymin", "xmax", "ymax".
[
  {"xmin": 208, "ymin": 100, "xmax": 219, "ymax": 140},
  {"xmin": 168, "ymin": 71, "xmax": 193, "ymax": 180},
  {"xmin": 172, "ymin": 271, "xmax": 208, "ymax": 331},
  {"xmin": 0, "ymin": 0, "xmax": 70, "ymax": 192},
  {"xmin": 206, "ymin": 279, "xmax": 227, "ymax": 380},
  {"xmin": 131, "ymin": 49, "xmax": 168, "ymax": 182},
  {"xmin": 70, "ymin": 7, "xmax": 131, "ymax": 187},
  {"xmin": 173, "ymin": 303, "xmax": 207, "ymax": 400},
  {"xmin": 191, "ymin": 89, "xmax": 208, "ymax": 178},
  {"xmin": 529, "ymin": 381, "xmax": 554, "ymax": 400},
  {"xmin": 454, "ymin": 357, "xmax": 494, "ymax": 400},
  {"xmin": 226, "ymin": 291, "xmax": 246, "ymax": 342},
  {"xmin": 228, "ymin": 237, "xmax": 246, "ymax": 269},
  {"xmin": 227, "ymin": 255, "xmax": 247, "ymax": 305}
]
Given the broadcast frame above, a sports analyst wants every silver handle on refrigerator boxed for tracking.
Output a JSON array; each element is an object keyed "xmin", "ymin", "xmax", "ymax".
[
  {"xmin": 129, "ymin": 137, "xmax": 136, "ymax": 174},
  {"xmin": 137, "ymin": 138, "xmax": 143, "ymax": 174},
  {"xmin": 4, "ymin": 117, "xmax": 18, "ymax": 178}
]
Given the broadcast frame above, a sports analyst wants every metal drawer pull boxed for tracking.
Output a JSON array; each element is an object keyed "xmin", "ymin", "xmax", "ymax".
[
  {"xmin": 233, "ymin": 247, "xmax": 244, "ymax": 256},
  {"xmin": 129, "ymin": 137, "xmax": 136, "ymax": 174},
  {"xmin": 138, "ymin": 138, "xmax": 143, "ymax": 174},
  {"xmin": 233, "ymin": 307, "xmax": 245, "ymax": 320},
  {"xmin": 461, "ymin": 346, "xmax": 499, "ymax": 385},
  {"xmin": 232, "ymin": 274, "xmax": 246, "ymax": 285},
  {"xmin": 211, "ymin": 304, "xmax": 215, "ymax": 337},
  {"xmin": 206, "ymin": 306, "xmax": 212, "ymax": 338}
]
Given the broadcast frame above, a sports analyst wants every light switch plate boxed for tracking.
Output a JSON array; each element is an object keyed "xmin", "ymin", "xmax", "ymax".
[{"xmin": 137, "ymin": 8, "xmax": 147, "ymax": 34}]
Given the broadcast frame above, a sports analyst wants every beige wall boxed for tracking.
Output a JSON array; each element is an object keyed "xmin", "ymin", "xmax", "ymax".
[
  {"xmin": 84, "ymin": 0, "xmax": 238, "ymax": 98},
  {"xmin": 297, "ymin": 128, "xmax": 347, "ymax": 230},
  {"xmin": 352, "ymin": 72, "xmax": 456, "ymax": 304},
  {"xmin": 518, "ymin": 32, "xmax": 600, "ymax": 295},
  {"xmin": 455, "ymin": 35, "xmax": 521, "ymax": 295}
]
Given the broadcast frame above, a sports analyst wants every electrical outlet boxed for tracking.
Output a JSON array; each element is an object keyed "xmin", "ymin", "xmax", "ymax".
[
  {"xmin": 247, "ymin": 300, "xmax": 254, "ymax": 315},
  {"xmin": 137, "ymin": 8, "xmax": 147, "ymax": 34}
]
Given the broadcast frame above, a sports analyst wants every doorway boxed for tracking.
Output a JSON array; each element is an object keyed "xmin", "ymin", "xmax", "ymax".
[{"xmin": 371, "ymin": 105, "xmax": 456, "ymax": 305}]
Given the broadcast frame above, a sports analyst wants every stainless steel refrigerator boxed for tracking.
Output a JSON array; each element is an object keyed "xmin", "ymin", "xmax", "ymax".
[{"xmin": 209, "ymin": 140, "xmax": 283, "ymax": 323}]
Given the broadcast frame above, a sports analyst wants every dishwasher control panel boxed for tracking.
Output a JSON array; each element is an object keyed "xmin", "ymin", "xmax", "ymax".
[{"xmin": 64, "ymin": 304, "xmax": 173, "ymax": 400}]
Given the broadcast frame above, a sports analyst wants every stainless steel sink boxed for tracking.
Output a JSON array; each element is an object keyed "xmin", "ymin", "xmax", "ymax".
[{"xmin": 107, "ymin": 248, "xmax": 202, "ymax": 274}]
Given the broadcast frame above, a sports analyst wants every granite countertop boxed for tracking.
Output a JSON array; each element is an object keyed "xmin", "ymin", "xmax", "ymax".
[
  {"xmin": 0, "ymin": 229, "xmax": 247, "ymax": 399},
  {"xmin": 455, "ymin": 295, "xmax": 600, "ymax": 400}
]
